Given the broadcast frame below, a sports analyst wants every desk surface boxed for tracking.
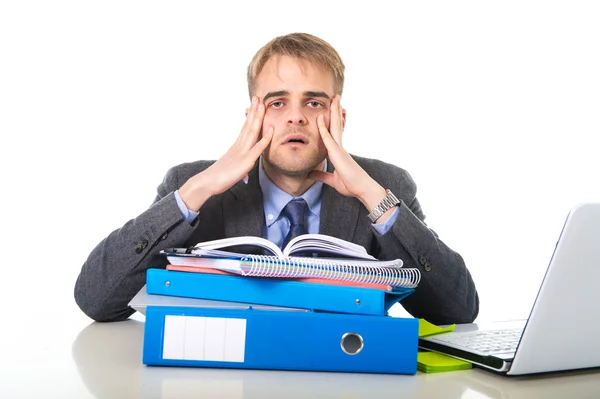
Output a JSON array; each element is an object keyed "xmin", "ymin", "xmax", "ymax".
[{"xmin": 2, "ymin": 310, "xmax": 599, "ymax": 399}]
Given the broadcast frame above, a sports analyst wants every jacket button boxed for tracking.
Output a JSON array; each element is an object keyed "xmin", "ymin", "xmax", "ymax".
[
  {"xmin": 419, "ymin": 255, "xmax": 432, "ymax": 271},
  {"xmin": 160, "ymin": 232, "xmax": 168, "ymax": 240},
  {"xmin": 135, "ymin": 240, "xmax": 149, "ymax": 254}
]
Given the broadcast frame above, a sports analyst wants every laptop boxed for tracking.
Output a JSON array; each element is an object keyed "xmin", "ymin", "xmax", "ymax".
[{"xmin": 419, "ymin": 202, "xmax": 600, "ymax": 375}]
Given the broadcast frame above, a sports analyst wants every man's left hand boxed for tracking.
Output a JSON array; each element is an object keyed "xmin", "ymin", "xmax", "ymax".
[{"xmin": 308, "ymin": 95, "xmax": 390, "ymax": 217}]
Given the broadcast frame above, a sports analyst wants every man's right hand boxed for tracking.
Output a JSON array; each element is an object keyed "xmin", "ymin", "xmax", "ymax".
[{"xmin": 178, "ymin": 96, "xmax": 273, "ymax": 212}]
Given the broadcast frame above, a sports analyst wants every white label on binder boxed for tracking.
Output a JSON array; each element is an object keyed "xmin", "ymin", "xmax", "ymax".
[
  {"xmin": 162, "ymin": 315, "xmax": 247, "ymax": 362},
  {"xmin": 163, "ymin": 315, "xmax": 186, "ymax": 359}
]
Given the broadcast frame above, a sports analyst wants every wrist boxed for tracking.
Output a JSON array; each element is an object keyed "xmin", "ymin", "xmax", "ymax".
[
  {"xmin": 179, "ymin": 176, "xmax": 213, "ymax": 212},
  {"xmin": 358, "ymin": 183, "xmax": 387, "ymax": 211}
]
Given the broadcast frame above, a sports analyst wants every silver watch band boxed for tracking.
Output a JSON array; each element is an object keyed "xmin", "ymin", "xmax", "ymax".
[{"xmin": 367, "ymin": 190, "xmax": 400, "ymax": 223}]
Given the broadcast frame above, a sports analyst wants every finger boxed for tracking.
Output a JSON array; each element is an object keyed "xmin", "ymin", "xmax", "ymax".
[
  {"xmin": 338, "ymin": 96, "xmax": 345, "ymax": 138},
  {"xmin": 307, "ymin": 170, "xmax": 335, "ymax": 186},
  {"xmin": 240, "ymin": 96, "xmax": 259, "ymax": 133},
  {"xmin": 248, "ymin": 126, "xmax": 273, "ymax": 160},
  {"xmin": 230, "ymin": 126, "xmax": 271, "ymax": 185},
  {"xmin": 329, "ymin": 95, "xmax": 343, "ymax": 144},
  {"xmin": 244, "ymin": 97, "xmax": 265, "ymax": 135},
  {"xmin": 338, "ymin": 95, "xmax": 344, "ymax": 126},
  {"xmin": 239, "ymin": 98, "xmax": 266, "ymax": 148},
  {"xmin": 247, "ymin": 101, "xmax": 265, "ymax": 139},
  {"xmin": 317, "ymin": 114, "xmax": 338, "ymax": 150}
]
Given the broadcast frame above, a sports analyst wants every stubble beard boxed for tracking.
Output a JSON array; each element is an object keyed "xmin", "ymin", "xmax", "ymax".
[{"xmin": 262, "ymin": 146, "xmax": 327, "ymax": 177}]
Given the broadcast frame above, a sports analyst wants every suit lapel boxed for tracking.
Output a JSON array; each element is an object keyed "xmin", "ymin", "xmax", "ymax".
[
  {"xmin": 319, "ymin": 159, "xmax": 360, "ymax": 241},
  {"xmin": 223, "ymin": 163, "xmax": 265, "ymax": 238}
]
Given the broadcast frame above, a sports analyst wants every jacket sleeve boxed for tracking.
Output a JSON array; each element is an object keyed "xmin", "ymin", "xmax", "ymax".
[
  {"xmin": 370, "ymin": 167, "xmax": 479, "ymax": 325},
  {"xmin": 74, "ymin": 166, "xmax": 198, "ymax": 322}
]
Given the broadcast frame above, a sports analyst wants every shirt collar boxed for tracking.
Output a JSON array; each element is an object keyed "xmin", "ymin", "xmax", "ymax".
[{"xmin": 258, "ymin": 157, "xmax": 325, "ymax": 227}]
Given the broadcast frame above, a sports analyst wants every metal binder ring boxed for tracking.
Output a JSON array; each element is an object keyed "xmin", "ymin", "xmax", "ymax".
[{"xmin": 340, "ymin": 332, "xmax": 364, "ymax": 355}]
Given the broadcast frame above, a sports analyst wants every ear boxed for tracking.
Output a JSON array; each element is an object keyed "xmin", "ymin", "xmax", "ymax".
[
  {"xmin": 245, "ymin": 108, "xmax": 249, "ymax": 118},
  {"xmin": 341, "ymin": 108, "xmax": 347, "ymax": 129}
]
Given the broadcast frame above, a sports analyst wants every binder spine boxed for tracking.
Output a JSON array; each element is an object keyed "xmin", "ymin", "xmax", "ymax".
[
  {"xmin": 146, "ymin": 269, "xmax": 418, "ymax": 316},
  {"xmin": 143, "ymin": 305, "xmax": 419, "ymax": 374},
  {"xmin": 240, "ymin": 255, "xmax": 421, "ymax": 288}
]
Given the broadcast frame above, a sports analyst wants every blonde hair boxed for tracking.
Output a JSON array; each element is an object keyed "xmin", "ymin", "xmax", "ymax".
[{"xmin": 247, "ymin": 32, "xmax": 345, "ymax": 98}]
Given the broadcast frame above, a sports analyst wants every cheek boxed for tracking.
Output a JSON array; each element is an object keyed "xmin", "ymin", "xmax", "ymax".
[
  {"xmin": 304, "ymin": 109, "xmax": 329, "ymax": 128},
  {"xmin": 262, "ymin": 112, "xmax": 277, "ymax": 129}
]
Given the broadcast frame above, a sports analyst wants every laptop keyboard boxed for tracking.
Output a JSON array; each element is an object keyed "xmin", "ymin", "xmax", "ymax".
[{"xmin": 430, "ymin": 328, "xmax": 523, "ymax": 358}]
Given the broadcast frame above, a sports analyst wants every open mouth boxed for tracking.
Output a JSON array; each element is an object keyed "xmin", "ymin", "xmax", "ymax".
[{"xmin": 285, "ymin": 135, "xmax": 308, "ymax": 144}]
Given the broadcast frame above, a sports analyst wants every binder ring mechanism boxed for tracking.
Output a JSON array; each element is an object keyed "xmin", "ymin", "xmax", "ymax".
[{"xmin": 340, "ymin": 332, "xmax": 364, "ymax": 355}]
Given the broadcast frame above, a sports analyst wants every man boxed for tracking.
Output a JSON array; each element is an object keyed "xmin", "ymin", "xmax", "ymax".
[{"xmin": 75, "ymin": 33, "xmax": 479, "ymax": 324}]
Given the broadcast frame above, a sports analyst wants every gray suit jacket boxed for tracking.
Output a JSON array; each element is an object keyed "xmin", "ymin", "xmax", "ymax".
[{"xmin": 75, "ymin": 155, "xmax": 478, "ymax": 324}]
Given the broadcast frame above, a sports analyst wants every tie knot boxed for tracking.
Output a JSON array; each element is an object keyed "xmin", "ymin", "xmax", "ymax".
[{"xmin": 282, "ymin": 198, "xmax": 308, "ymax": 227}]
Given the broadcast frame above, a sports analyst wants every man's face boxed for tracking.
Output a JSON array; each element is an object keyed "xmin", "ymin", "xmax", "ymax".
[{"xmin": 254, "ymin": 55, "xmax": 337, "ymax": 177}]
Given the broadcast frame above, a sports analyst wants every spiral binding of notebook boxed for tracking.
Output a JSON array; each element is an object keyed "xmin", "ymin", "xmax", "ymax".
[{"xmin": 239, "ymin": 255, "xmax": 421, "ymax": 288}]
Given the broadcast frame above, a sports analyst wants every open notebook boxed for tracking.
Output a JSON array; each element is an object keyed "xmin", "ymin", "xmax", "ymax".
[
  {"xmin": 161, "ymin": 234, "xmax": 419, "ymax": 289},
  {"xmin": 182, "ymin": 233, "xmax": 377, "ymax": 260}
]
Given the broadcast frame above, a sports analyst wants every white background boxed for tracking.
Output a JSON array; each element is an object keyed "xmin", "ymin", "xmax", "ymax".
[{"xmin": 1, "ymin": 0, "xmax": 599, "ymax": 335}]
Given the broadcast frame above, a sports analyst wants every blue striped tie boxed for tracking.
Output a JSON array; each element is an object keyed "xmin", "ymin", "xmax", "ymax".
[{"xmin": 281, "ymin": 198, "xmax": 308, "ymax": 249}]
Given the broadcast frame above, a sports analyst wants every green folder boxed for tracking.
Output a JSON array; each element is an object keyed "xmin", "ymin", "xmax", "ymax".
[
  {"xmin": 417, "ymin": 319, "xmax": 472, "ymax": 373},
  {"xmin": 417, "ymin": 351, "xmax": 472, "ymax": 373},
  {"xmin": 418, "ymin": 318, "xmax": 456, "ymax": 337}
]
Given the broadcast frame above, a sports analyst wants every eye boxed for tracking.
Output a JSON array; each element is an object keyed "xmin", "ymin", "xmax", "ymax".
[
  {"xmin": 307, "ymin": 101, "xmax": 324, "ymax": 108},
  {"xmin": 270, "ymin": 101, "xmax": 284, "ymax": 109}
]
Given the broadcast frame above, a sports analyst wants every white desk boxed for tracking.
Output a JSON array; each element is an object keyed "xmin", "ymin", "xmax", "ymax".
[{"xmin": 2, "ymin": 312, "xmax": 599, "ymax": 399}]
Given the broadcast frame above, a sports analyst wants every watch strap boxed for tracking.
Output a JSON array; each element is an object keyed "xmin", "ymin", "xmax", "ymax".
[{"xmin": 367, "ymin": 189, "xmax": 400, "ymax": 223}]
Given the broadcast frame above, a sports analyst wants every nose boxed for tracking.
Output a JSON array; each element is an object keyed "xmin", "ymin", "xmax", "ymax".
[{"xmin": 286, "ymin": 102, "xmax": 307, "ymax": 126}]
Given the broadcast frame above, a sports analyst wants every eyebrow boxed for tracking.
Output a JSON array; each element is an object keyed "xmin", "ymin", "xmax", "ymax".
[{"xmin": 262, "ymin": 90, "xmax": 331, "ymax": 102}]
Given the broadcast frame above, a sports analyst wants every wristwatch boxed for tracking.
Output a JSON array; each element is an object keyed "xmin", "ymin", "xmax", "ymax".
[{"xmin": 367, "ymin": 189, "xmax": 401, "ymax": 223}]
